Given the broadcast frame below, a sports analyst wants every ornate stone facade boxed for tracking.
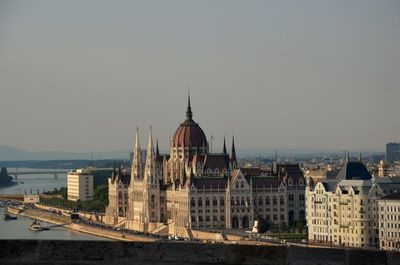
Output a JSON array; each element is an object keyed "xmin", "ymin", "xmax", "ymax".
[
  {"xmin": 106, "ymin": 95, "xmax": 306, "ymax": 236},
  {"xmin": 306, "ymin": 160, "xmax": 400, "ymax": 249}
]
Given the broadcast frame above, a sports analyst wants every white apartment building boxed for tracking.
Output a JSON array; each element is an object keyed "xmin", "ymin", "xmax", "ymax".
[
  {"xmin": 378, "ymin": 193, "xmax": 400, "ymax": 251},
  {"xmin": 67, "ymin": 168, "xmax": 93, "ymax": 201},
  {"xmin": 306, "ymin": 160, "xmax": 400, "ymax": 250}
]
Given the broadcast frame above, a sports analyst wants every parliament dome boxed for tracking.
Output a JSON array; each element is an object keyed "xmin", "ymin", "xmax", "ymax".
[{"xmin": 172, "ymin": 95, "xmax": 208, "ymax": 148}]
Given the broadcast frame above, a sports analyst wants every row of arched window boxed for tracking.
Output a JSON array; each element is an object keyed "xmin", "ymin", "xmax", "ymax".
[
  {"xmin": 191, "ymin": 197, "xmax": 225, "ymax": 207},
  {"xmin": 256, "ymin": 195, "xmax": 285, "ymax": 205}
]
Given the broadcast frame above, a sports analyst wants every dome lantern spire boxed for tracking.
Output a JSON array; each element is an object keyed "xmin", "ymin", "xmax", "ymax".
[{"xmin": 186, "ymin": 90, "xmax": 193, "ymax": 121}]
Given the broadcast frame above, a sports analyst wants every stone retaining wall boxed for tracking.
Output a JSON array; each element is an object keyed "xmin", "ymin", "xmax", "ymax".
[{"xmin": 1, "ymin": 240, "xmax": 399, "ymax": 265}]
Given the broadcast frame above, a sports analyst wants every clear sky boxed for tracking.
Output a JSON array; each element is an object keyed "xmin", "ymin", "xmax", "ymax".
[{"xmin": 0, "ymin": 0, "xmax": 399, "ymax": 152}]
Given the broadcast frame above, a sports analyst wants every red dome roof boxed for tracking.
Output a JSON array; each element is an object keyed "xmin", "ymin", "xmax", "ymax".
[
  {"xmin": 172, "ymin": 94, "xmax": 208, "ymax": 148},
  {"xmin": 173, "ymin": 121, "xmax": 207, "ymax": 148}
]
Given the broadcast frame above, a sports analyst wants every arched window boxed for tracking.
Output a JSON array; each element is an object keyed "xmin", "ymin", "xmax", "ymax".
[
  {"xmin": 205, "ymin": 197, "xmax": 210, "ymax": 206},
  {"xmin": 241, "ymin": 181, "xmax": 244, "ymax": 188},
  {"xmin": 280, "ymin": 196, "xmax": 284, "ymax": 205},
  {"xmin": 241, "ymin": 197, "xmax": 245, "ymax": 206},
  {"xmin": 236, "ymin": 182, "xmax": 239, "ymax": 189},
  {"xmin": 151, "ymin": 195, "xmax": 155, "ymax": 203},
  {"xmin": 213, "ymin": 197, "xmax": 217, "ymax": 206},
  {"xmin": 266, "ymin": 196, "xmax": 270, "ymax": 205},
  {"xmin": 258, "ymin": 196, "xmax": 263, "ymax": 205},
  {"xmin": 273, "ymin": 196, "xmax": 277, "ymax": 205},
  {"xmin": 220, "ymin": 197, "xmax": 225, "ymax": 206},
  {"xmin": 198, "ymin": 197, "xmax": 203, "ymax": 206},
  {"xmin": 191, "ymin": 197, "xmax": 195, "ymax": 207}
]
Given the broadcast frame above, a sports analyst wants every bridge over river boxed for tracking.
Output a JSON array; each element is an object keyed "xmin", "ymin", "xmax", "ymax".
[{"xmin": 7, "ymin": 170, "xmax": 70, "ymax": 179}]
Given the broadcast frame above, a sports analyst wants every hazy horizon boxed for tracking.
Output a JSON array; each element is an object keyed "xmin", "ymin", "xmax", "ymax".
[{"xmin": 1, "ymin": 1, "xmax": 399, "ymax": 152}]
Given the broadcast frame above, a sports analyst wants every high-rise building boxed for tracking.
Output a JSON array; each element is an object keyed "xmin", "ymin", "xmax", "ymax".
[
  {"xmin": 67, "ymin": 169, "xmax": 93, "ymax": 201},
  {"xmin": 386, "ymin": 143, "xmax": 400, "ymax": 164}
]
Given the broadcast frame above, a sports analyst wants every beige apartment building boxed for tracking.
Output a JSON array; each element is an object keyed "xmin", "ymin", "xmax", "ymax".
[
  {"xmin": 306, "ymin": 160, "xmax": 400, "ymax": 249},
  {"xmin": 67, "ymin": 169, "xmax": 93, "ymax": 201},
  {"xmin": 378, "ymin": 193, "xmax": 400, "ymax": 251}
]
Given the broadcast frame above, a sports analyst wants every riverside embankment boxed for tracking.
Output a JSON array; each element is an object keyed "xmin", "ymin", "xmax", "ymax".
[{"xmin": 8, "ymin": 207, "xmax": 157, "ymax": 242}]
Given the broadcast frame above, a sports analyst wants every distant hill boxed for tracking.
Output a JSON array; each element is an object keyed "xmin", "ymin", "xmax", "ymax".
[
  {"xmin": 0, "ymin": 145, "xmax": 130, "ymax": 161},
  {"xmin": 0, "ymin": 145, "xmax": 383, "ymax": 162}
]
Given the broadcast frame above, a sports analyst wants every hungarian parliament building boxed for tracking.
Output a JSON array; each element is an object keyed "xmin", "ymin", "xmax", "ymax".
[{"xmin": 105, "ymin": 96, "xmax": 306, "ymax": 236}]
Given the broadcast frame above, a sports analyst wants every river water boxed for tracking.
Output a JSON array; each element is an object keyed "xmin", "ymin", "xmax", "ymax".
[
  {"xmin": 0, "ymin": 168, "xmax": 68, "ymax": 195},
  {"xmin": 0, "ymin": 169, "xmax": 109, "ymax": 240}
]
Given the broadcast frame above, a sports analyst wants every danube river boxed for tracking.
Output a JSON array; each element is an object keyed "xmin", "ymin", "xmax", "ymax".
[
  {"xmin": 0, "ymin": 169, "xmax": 109, "ymax": 240},
  {"xmin": 0, "ymin": 168, "xmax": 68, "ymax": 195}
]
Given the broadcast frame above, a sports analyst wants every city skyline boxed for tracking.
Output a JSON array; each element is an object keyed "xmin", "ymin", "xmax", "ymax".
[{"xmin": 1, "ymin": 1, "xmax": 400, "ymax": 152}]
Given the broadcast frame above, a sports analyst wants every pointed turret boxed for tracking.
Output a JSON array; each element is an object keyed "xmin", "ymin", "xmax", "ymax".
[
  {"xmin": 156, "ymin": 139, "xmax": 160, "ymax": 157},
  {"xmin": 144, "ymin": 126, "xmax": 156, "ymax": 185},
  {"xmin": 231, "ymin": 136, "xmax": 237, "ymax": 163},
  {"xmin": 186, "ymin": 90, "xmax": 193, "ymax": 121},
  {"xmin": 223, "ymin": 136, "xmax": 227, "ymax": 154},
  {"xmin": 131, "ymin": 126, "xmax": 142, "ymax": 180}
]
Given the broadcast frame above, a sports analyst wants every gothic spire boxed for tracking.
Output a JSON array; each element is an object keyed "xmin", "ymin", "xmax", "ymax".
[
  {"xmin": 156, "ymin": 138, "xmax": 160, "ymax": 157},
  {"xmin": 223, "ymin": 136, "xmax": 227, "ymax": 154},
  {"xmin": 231, "ymin": 136, "xmax": 237, "ymax": 163},
  {"xmin": 144, "ymin": 126, "xmax": 156, "ymax": 184},
  {"xmin": 131, "ymin": 126, "xmax": 142, "ymax": 180},
  {"xmin": 186, "ymin": 90, "xmax": 193, "ymax": 121}
]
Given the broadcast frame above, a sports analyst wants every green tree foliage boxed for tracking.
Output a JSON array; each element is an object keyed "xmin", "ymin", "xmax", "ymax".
[
  {"xmin": 41, "ymin": 184, "xmax": 109, "ymax": 212},
  {"xmin": 255, "ymin": 215, "xmax": 269, "ymax": 233},
  {"xmin": 93, "ymin": 185, "xmax": 108, "ymax": 205},
  {"xmin": 0, "ymin": 167, "xmax": 13, "ymax": 184}
]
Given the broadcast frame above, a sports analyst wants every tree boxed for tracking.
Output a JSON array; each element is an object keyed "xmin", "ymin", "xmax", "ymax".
[
  {"xmin": 255, "ymin": 215, "xmax": 269, "ymax": 233},
  {"xmin": 0, "ymin": 167, "xmax": 13, "ymax": 184}
]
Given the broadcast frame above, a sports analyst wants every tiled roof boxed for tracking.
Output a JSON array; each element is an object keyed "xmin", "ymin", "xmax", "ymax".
[
  {"xmin": 202, "ymin": 154, "xmax": 230, "ymax": 170},
  {"xmin": 379, "ymin": 193, "xmax": 400, "ymax": 200},
  {"xmin": 335, "ymin": 161, "xmax": 372, "ymax": 181},
  {"xmin": 252, "ymin": 176, "xmax": 280, "ymax": 188},
  {"xmin": 191, "ymin": 177, "xmax": 228, "ymax": 189}
]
